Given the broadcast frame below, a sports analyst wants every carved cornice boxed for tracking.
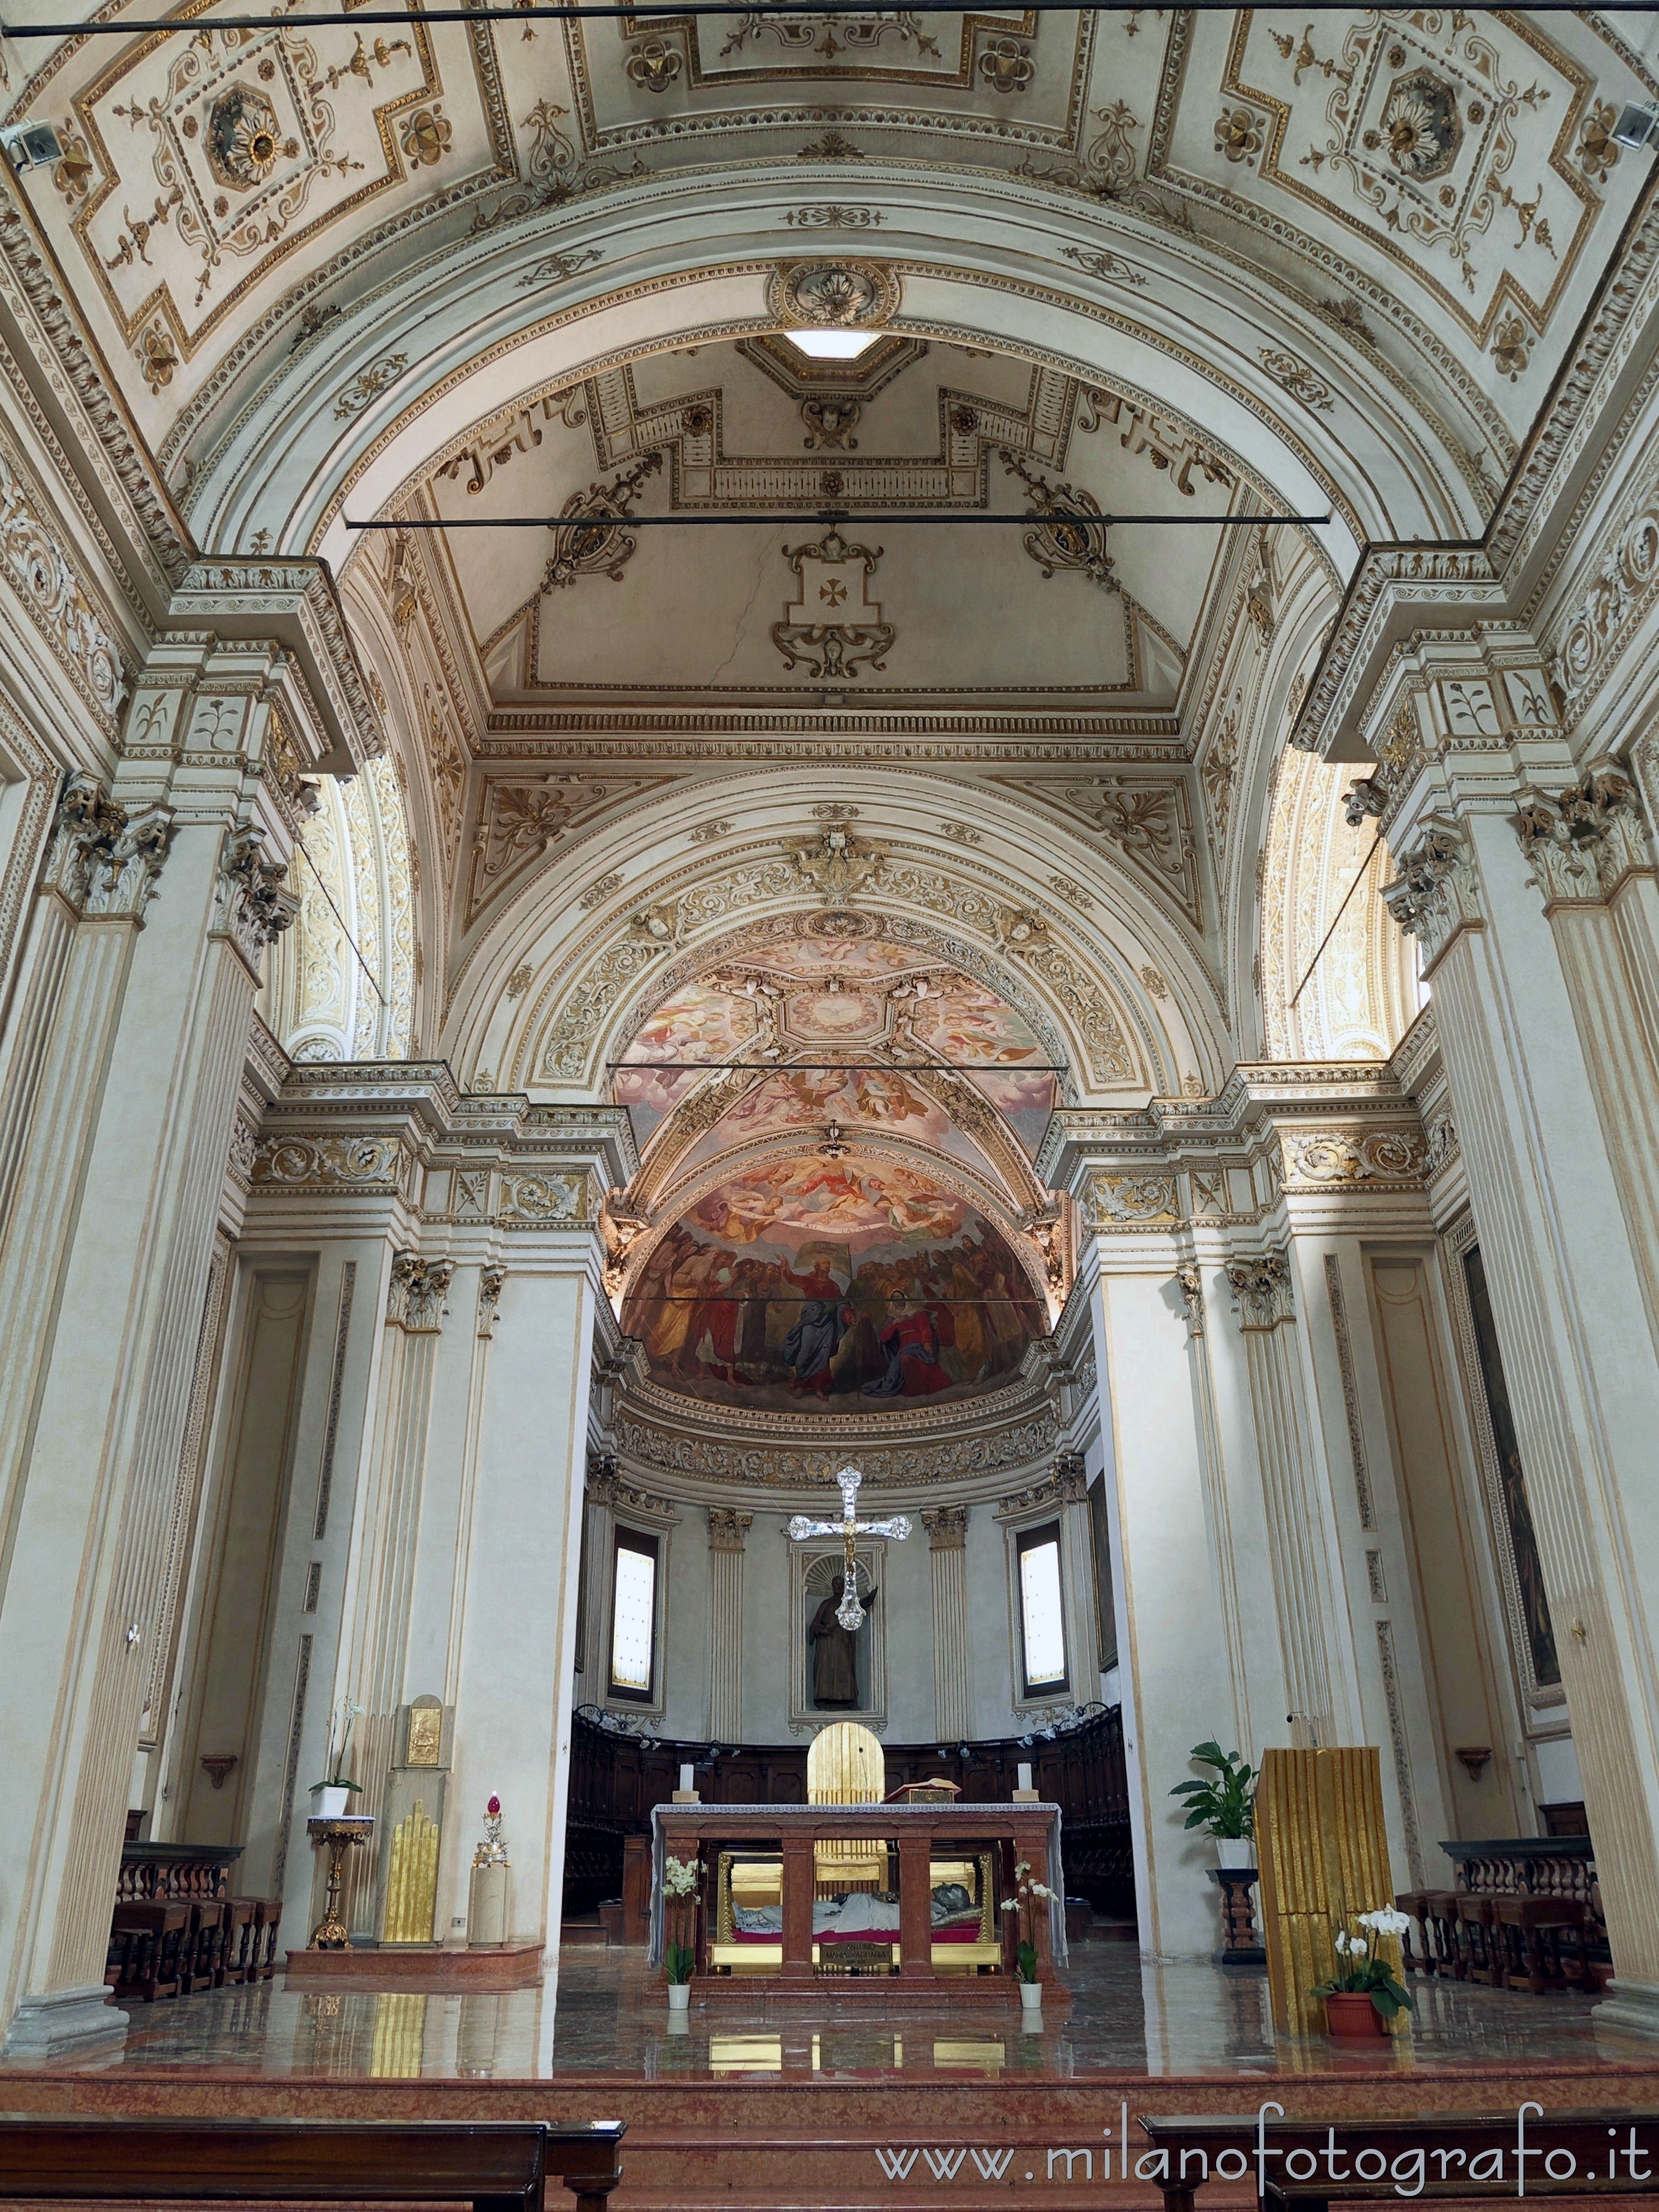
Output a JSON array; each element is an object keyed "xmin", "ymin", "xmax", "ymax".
[
  {"xmin": 588, "ymin": 1456, "xmax": 678, "ymax": 1520},
  {"xmin": 387, "ymin": 1251, "xmax": 453, "ymax": 1331},
  {"xmin": 1291, "ymin": 199, "xmax": 1659, "ymax": 764},
  {"xmin": 995, "ymin": 1455, "xmax": 1087, "ymax": 1519},
  {"xmin": 1513, "ymin": 763, "xmax": 1652, "ymax": 907},
  {"xmin": 1226, "ymin": 1252, "xmax": 1294, "ymax": 1332},
  {"xmin": 168, "ymin": 559, "xmax": 381, "ymax": 772},
  {"xmin": 0, "ymin": 184, "xmax": 190, "ymax": 590}
]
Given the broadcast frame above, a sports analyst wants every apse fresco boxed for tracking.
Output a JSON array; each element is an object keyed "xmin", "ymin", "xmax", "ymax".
[{"xmin": 622, "ymin": 1158, "xmax": 1047, "ymax": 1412}]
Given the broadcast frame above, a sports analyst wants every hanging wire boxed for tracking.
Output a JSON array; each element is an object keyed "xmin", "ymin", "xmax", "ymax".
[
  {"xmin": 294, "ymin": 832, "xmax": 389, "ymax": 1009},
  {"xmin": 1286, "ymin": 826, "xmax": 1385, "ymax": 1012}
]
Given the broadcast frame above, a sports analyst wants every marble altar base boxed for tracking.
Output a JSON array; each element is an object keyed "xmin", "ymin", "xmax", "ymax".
[{"xmin": 282, "ymin": 1942, "xmax": 544, "ymax": 1990}]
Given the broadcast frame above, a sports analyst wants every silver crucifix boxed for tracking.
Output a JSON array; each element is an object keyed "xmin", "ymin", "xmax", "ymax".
[{"xmin": 787, "ymin": 1464, "xmax": 911, "ymax": 1631}]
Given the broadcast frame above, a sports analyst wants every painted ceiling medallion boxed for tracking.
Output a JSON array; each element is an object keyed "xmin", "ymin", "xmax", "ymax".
[
  {"xmin": 1369, "ymin": 70, "xmax": 1462, "ymax": 182},
  {"xmin": 766, "ymin": 259, "xmax": 901, "ymax": 332},
  {"xmin": 205, "ymin": 85, "xmax": 285, "ymax": 191}
]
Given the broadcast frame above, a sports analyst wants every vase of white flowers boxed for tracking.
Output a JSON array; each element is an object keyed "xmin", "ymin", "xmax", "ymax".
[
  {"xmin": 1000, "ymin": 1857, "xmax": 1056, "ymax": 2005},
  {"xmin": 1310, "ymin": 1907, "xmax": 1415, "ymax": 2037},
  {"xmin": 661, "ymin": 1852, "xmax": 700, "ymax": 2006}
]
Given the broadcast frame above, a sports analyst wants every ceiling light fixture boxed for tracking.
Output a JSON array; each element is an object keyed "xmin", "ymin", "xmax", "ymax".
[
  {"xmin": 784, "ymin": 329, "xmax": 882, "ymax": 361},
  {"xmin": 1612, "ymin": 102, "xmax": 1659, "ymax": 151},
  {"xmin": 0, "ymin": 122, "xmax": 65, "ymax": 170}
]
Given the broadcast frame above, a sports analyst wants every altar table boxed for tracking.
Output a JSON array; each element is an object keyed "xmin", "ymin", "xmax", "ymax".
[{"xmin": 649, "ymin": 1803, "xmax": 1066, "ymax": 2005}]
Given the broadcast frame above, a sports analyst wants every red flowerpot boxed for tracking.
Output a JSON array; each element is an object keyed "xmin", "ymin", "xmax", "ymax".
[{"xmin": 1324, "ymin": 1991, "xmax": 1387, "ymax": 2039}]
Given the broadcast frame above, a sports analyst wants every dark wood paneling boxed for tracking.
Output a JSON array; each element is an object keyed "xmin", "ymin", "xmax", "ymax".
[{"xmin": 564, "ymin": 1708, "xmax": 1131, "ymax": 1917}]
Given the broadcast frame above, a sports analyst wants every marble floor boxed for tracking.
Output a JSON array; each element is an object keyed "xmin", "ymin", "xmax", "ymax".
[{"xmin": 4, "ymin": 1944, "xmax": 1648, "ymax": 2084}]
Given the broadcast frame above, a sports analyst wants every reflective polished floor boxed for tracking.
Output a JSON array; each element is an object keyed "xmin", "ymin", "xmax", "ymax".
[{"xmin": 6, "ymin": 1942, "xmax": 1651, "ymax": 2084}]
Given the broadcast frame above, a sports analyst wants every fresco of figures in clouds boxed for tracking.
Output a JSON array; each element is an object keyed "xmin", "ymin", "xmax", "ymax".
[
  {"xmin": 612, "ymin": 933, "xmax": 1056, "ymax": 1157},
  {"xmin": 621, "ymin": 1154, "xmax": 1046, "ymax": 1413}
]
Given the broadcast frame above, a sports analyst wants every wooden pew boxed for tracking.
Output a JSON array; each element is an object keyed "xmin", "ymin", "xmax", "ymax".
[
  {"xmin": 1138, "ymin": 2110, "xmax": 1659, "ymax": 2212},
  {"xmin": 0, "ymin": 2117, "xmax": 625, "ymax": 2212}
]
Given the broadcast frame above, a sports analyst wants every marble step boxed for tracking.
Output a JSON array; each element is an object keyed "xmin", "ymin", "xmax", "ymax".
[{"xmin": 607, "ymin": 2129, "xmax": 1259, "ymax": 2205}]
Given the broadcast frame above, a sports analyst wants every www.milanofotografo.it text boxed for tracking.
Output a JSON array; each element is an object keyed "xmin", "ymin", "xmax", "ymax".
[{"xmin": 873, "ymin": 2104, "xmax": 1657, "ymax": 2192}]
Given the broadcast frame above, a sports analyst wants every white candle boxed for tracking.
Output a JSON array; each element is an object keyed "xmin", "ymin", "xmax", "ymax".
[
  {"xmin": 679, "ymin": 1765, "xmax": 694, "ymax": 1793},
  {"xmin": 1017, "ymin": 1762, "xmax": 1032, "ymax": 1792}
]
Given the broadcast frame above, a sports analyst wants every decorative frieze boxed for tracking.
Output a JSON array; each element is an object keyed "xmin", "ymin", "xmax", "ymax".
[
  {"xmin": 1089, "ymin": 1170, "xmax": 1179, "ymax": 1225},
  {"xmin": 1226, "ymin": 1253, "xmax": 1294, "ymax": 1331},
  {"xmin": 251, "ymin": 1134, "xmax": 404, "ymax": 1190},
  {"xmin": 213, "ymin": 823, "xmax": 299, "ymax": 974},
  {"xmin": 1423, "ymin": 1112, "xmax": 1460, "ymax": 1177},
  {"xmin": 497, "ymin": 1170, "xmax": 589, "ymax": 1223},
  {"xmin": 386, "ymin": 1253, "xmax": 453, "ymax": 1333},
  {"xmin": 1278, "ymin": 1128, "xmax": 1428, "ymax": 1187},
  {"xmin": 1380, "ymin": 817, "xmax": 1482, "ymax": 969},
  {"xmin": 0, "ymin": 442, "xmax": 127, "ymax": 719},
  {"xmin": 1550, "ymin": 482, "xmax": 1659, "ymax": 712},
  {"xmin": 615, "ymin": 1407, "xmax": 1058, "ymax": 1490},
  {"xmin": 1512, "ymin": 763, "xmax": 1651, "ymax": 905}
]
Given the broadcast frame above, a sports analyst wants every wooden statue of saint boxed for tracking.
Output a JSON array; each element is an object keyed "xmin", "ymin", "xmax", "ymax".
[{"xmin": 808, "ymin": 1574, "xmax": 877, "ymax": 1708}]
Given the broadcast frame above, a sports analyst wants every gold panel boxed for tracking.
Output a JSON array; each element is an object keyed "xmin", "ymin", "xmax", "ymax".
[
  {"xmin": 806, "ymin": 1721, "xmax": 885, "ymax": 1804},
  {"xmin": 405, "ymin": 1701, "xmax": 442, "ymax": 1767},
  {"xmin": 382, "ymin": 1799, "xmax": 440, "ymax": 1945},
  {"xmin": 1255, "ymin": 1747, "xmax": 1400, "ymax": 2036}
]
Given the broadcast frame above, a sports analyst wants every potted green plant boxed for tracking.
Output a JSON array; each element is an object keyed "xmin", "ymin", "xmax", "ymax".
[
  {"xmin": 661, "ymin": 1852, "xmax": 700, "ymax": 2013},
  {"xmin": 310, "ymin": 1695, "xmax": 364, "ymax": 1820},
  {"xmin": 1310, "ymin": 1909, "xmax": 1415, "ymax": 2038},
  {"xmin": 1170, "ymin": 1740, "xmax": 1256, "ymax": 1866},
  {"xmin": 999, "ymin": 1859, "xmax": 1056, "ymax": 2020}
]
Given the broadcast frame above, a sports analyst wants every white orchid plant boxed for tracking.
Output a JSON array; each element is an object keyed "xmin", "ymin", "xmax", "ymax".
[
  {"xmin": 312, "ymin": 1693, "xmax": 364, "ymax": 1794},
  {"xmin": 999, "ymin": 1858, "xmax": 1056, "ymax": 1984},
  {"xmin": 1310, "ymin": 1906, "xmax": 1415, "ymax": 2020},
  {"xmin": 662, "ymin": 1852, "xmax": 701, "ymax": 1985}
]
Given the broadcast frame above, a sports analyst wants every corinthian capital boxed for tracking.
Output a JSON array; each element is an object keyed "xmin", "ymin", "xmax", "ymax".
[
  {"xmin": 1226, "ymin": 1252, "xmax": 1294, "ymax": 1331},
  {"xmin": 387, "ymin": 1251, "xmax": 453, "ymax": 1332},
  {"xmin": 40, "ymin": 773, "xmax": 124, "ymax": 910},
  {"xmin": 1380, "ymin": 816, "xmax": 1481, "ymax": 968},
  {"xmin": 921, "ymin": 1503, "xmax": 968, "ymax": 1549},
  {"xmin": 708, "ymin": 1507, "xmax": 753, "ymax": 1553},
  {"xmin": 40, "ymin": 773, "xmax": 174, "ymax": 922},
  {"xmin": 86, "ymin": 804, "xmax": 175, "ymax": 922},
  {"xmin": 213, "ymin": 823, "xmax": 299, "ymax": 975},
  {"xmin": 1513, "ymin": 762, "xmax": 1650, "ymax": 905}
]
